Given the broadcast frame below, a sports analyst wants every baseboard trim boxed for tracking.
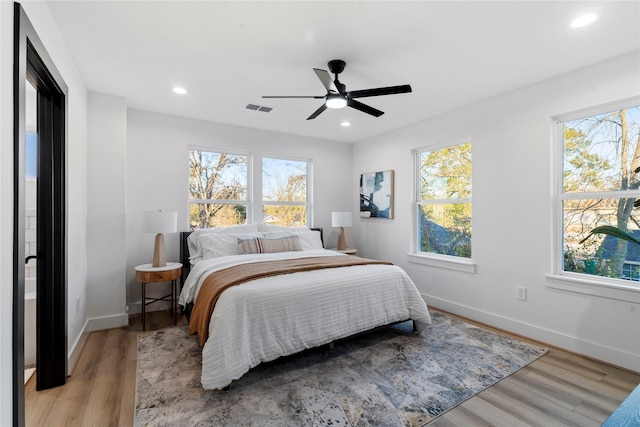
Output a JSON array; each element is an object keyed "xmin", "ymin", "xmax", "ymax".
[
  {"xmin": 424, "ymin": 293, "xmax": 640, "ymax": 373},
  {"xmin": 86, "ymin": 313, "xmax": 129, "ymax": 332},
  {"xmin": 67, "ymin": 319, "xmax": 89, "ymax": 376}
]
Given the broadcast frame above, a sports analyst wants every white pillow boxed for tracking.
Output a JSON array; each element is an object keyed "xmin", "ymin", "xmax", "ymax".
[
  {"xmin": 262, "ymin": 230, "xmax": 323, "ymax": 250},
  {"xmin": 258, "ymin": 223, "xmax": 311, "ymax": 233},
  {"xmin": 188, "ymin": 223, "xmax": 260, "ymax": 262},
  {"xmin": 298, "ymin": 230, "xmax": 324, "ymax": 250},
  {"xmin": 199, "ymin": 232, "xmax": 263, "ymax": 259}
]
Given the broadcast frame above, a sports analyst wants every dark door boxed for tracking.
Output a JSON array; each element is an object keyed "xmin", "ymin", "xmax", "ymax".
[{"xmin": 13, "ymin": 3, "xmax": 68, "ymax": 426}]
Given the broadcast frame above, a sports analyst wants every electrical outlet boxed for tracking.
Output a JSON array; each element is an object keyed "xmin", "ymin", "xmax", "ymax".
[
  {"xmin": 517, "ymin": 287, "xmax": 527, "ymax": 301},
  {"xmin": 76, "ymin": 297, "xmax": 80, "ymax": 314}
]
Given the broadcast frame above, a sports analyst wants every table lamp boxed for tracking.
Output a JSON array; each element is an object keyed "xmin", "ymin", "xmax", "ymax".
[
  {"xmin": 144, "ymin": 210, "xmax": 177, "ymax": 267},
  {"xmin": 331, "ymin": 211, "xmax": 352, "ymax": 251}
]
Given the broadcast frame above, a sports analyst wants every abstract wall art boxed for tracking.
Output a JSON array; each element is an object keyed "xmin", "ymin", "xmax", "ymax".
[{"xmin": 360, "ymin": 170, "xmax": 394, "ymax": 219}]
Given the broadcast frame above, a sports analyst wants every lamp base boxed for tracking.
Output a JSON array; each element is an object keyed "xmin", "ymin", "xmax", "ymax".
[
  {"xmin": 152, "ymin": 233, "xmax": 167, "ymax": 267},
  {"xmin": 337, "ymin": 227, "xmax": 347, "ymax": 251}
]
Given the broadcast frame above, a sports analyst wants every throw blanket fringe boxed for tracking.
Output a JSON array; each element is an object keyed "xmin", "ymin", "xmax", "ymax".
[{"xmin": 189, "ymin": 256, "xmax": 392, "ymax": 345}]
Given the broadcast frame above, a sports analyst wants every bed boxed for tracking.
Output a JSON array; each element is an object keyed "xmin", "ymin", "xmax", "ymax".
[{"xmin": 178, "ymin": 223, "xmax": 432, "ymax": 390}]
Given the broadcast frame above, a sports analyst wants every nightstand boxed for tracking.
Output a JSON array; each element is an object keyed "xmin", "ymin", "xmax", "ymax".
[
  {"xmin": 135, "ymin": 262, "xmax": 182, "ymax": 331},
  {"xmin": 331, "ymin": 248, "xmax": 357, "ymax": 256}
]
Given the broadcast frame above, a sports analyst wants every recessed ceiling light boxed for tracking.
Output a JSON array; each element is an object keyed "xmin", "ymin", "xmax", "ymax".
[
  {"xmin": 173, "ymin": 87, "xmax": 187, "ymax": 95},
  {"xmin": 341, "ymin": 121, "xmax": 351, "ymax": 127},
  {"xmin": 571, "ymin": 14, "xmax": 597, "ymax": 28}
]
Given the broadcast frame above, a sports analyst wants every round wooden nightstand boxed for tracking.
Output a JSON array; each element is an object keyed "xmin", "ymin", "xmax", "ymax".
[{"xmin": 135, "ymin": 262, "xmax": 182, "ymax": 331}]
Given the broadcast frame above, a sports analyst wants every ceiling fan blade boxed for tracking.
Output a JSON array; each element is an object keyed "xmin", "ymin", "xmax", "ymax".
[
  {"xmin": 313, "ymin": 68, "xmax": 340, "ymax": 94},
  {"xmin": 348, "ymin": 99, "xmax": 384, "ymax": 117},
  {"xmin": 262, "ymin": 95, "xmax": 325, "ymax": 99},
  {"xmin": 348, "ymin": 84, "xmax": 412, "ymax": 99},
  {"xmin": 306, "ymin": 103, "xmax": 328, "ymax": 120}
]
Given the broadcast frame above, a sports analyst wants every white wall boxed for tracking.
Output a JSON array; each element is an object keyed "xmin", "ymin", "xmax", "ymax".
[
  {"xmin": 0, "ymin": 2, "xmax": 88, "ymax": 423},
  {"xmin": 86, "ymin": 92, "xmax": 128, "ymax": 330},
  {"xmin": 0, "ymin": 2, "xmax": 15, "ymax": 422},
  {"xmin": 353, "ymin": 52, "xmax": 640, "ymax": 371},
  {"xmin": 125, "ymin": 109, "xmax": 353, "ymax": 312}
]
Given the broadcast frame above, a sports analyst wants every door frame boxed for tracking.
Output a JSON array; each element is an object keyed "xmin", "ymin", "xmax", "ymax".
[{"xmin": 13, "ymin": 2, "xmax": 68, "ymax": 425}]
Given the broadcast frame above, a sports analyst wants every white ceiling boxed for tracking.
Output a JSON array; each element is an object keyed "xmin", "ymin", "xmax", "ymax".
[{"xmin": 47, "ymin": 1, "xmax": 640, "ymax": 143}]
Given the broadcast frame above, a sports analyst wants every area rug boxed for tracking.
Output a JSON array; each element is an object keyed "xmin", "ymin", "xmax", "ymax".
[{"xmin": 135, "ymin": 311, "xmax": 547, "ymax": 426}]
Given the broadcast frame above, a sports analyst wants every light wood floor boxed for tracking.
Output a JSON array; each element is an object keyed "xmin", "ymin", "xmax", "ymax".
[{"xmin": 24, "ymin": 309, "xmax": 639, "ymax": 427}]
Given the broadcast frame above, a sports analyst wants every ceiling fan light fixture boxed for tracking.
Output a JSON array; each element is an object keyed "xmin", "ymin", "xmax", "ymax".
[{"xmin": 326, "ymin": 94, "xmax": 347, "ymax": 109}]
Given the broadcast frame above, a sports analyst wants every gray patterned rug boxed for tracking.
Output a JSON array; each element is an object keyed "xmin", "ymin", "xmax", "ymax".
[{"xmin": 135, "ymin": 311, "xmax": 547, "ymax": 426}]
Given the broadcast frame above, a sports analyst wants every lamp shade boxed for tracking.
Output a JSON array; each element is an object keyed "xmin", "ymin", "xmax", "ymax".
[
  {"xmin": 331, "ymin": 212, "xmax": 352, "ymax": 228},
  {"xmin": 143, "ymin": 211, "xmax": 177, "ymax": 234}
]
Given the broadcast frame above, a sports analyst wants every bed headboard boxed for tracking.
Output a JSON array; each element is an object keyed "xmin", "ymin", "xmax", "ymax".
[{"xmin": 179, "ymin": 227, "xmax": 324, "ymax": 285}]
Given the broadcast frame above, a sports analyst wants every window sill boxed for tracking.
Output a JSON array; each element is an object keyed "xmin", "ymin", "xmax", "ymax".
[
  {"xmin": 545, "ymin": 273, "xmax": 640, "ymax": 303},
  {"xmin": 407, "ymin": 253, "xmax": 476, "ymax": 274}
]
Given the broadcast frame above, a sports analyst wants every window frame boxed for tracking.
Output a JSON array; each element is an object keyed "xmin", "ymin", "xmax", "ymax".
[
  {"xmin": 409, "ymin": 140, "xmax": 475, "ymax": 274},
  {"xmin": 188, "ymin": 146, "xmax": 252, "ymax": 228},
  {"xmin": 261, "ymin": 154, "xmax": 312, "ymax": 226},
  {"xmin": 547, "ymin": 96, "xmax": 640, "ymax": 303}
]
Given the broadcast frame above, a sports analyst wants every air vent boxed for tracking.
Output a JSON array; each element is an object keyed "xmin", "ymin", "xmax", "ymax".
[{"xmin": 246, "ymin": 104, "xmax": 272, "ymax": 113}]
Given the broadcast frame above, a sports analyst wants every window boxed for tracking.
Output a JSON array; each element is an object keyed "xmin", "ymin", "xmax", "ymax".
[
  {"xmin": 262, "ymin": 157, "xmax": 309, "ymax": 226},
  {"xmin": 558, "ymin": 102, "xmax": 640, "ymax": 284},
  {"xmin": 189, "ymin": 149, "xmax": 248, "ymax": 229},
  {"xmin": 416, "ymin": 141, "xmax": 472, "ymax": 258}
]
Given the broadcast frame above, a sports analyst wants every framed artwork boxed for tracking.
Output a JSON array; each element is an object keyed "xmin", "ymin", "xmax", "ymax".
[{"xmin": 360, "ymin": 170, "xmax": 394, "ymax": 219}]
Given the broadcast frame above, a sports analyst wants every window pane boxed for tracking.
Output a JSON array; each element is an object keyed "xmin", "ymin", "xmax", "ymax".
[
  {"xmin": 26, "ymin": 132, "xmax": 37, "ymax": 178},
  {"xmin": 563, "ymin": 107, "xmax": 640, "ymax": 193},
  {"xmin": 189, "ymin": 150, "xmax": 247, "ymax": 201},
  {"xmin": 563, "ymin": 197, "xmax": 640, "ymax": 282},
  {"xmin": 262, "ymin": 157, "xmax": 307, "ymax": 202},
  {"xmin": 418, "ymin": 204, "xmax": 471, "ymax": 257},
  {"xmin": 189, "ymin": 203, "xmax": 246, "ymax": 229},
  {"xmin": 420, "ymin": 142, "xmax": 471, "ymax": 200},
  {"xmin": 263, "ymin": 205, "xmax": 307, "ymax": 227}
]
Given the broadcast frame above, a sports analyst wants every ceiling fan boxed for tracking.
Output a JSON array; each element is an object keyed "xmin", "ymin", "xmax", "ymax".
[{"xmin": 262, "ymin": 59, "xmax": 412, "ymax": 120}]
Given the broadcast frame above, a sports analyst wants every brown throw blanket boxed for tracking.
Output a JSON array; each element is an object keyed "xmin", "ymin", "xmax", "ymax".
[{"xmin": 189, "ymin": 255, "xmax": 393, "ymax": 345}]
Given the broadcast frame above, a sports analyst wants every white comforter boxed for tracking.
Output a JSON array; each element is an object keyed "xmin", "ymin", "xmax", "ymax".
[{"xmin": 179, "ymin": 249, "xmax": 432, "ymax": 390}]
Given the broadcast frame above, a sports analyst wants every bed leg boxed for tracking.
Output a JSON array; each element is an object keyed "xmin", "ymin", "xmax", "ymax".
[
  {"xmin": 412, "ymin": 320, "xmax": 418, "ymax": 334},
  {"xmin": 328, "ymin": 342, "xmax": 335, "ymax": 350}
]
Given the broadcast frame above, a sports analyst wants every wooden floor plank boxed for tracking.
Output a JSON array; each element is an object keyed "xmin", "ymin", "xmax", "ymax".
[
  {"xmin": 44, "ymin": 397, "xmax": 86, "ymax": 427},
  {"xmin": 565, "ymin": 353, "xmax": 640, "ymax": 384},
  {"xmin": 430, "ymin": 404, "xmax": 492, "ymax": 427},
  {"xmin": 574, "ymin": 400, "xmax": 616, "ymax": 425},
  {"xmin": 80, "ymin": 345, "xmax": 128, "ymax": 427},
  {"xmin": 539, "ymin": 351, "xmax": 606, "ymax": 382},
  {"xmin": 527, "ymin": 365, "xmax": 627, "ymax": 410},
  {"xmin": 458, "ymin": 396, "xmax": 532, "ymax": 427},
  {"xmin": 489, "ymin": 374, "xmax": 600, "ymax": 426},
  {"xmin": 118, "ymin": 360, "xmax": 137, "ymax": 427},
  {"xmin": 24, "ymin": 380, "xmax": 58, "ymax": 427},
  {"xmin": 479, "ymin": 385, "xmax": 571, "ymax": 427}
]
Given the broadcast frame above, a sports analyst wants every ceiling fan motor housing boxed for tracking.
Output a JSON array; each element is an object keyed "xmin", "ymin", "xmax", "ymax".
[{"xmin": 328, "ymin": 59, "xmax": 346, "ymax": 75}]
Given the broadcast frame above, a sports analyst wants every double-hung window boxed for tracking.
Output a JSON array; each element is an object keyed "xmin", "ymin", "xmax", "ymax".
[
  {"xmin": 262, "ymin": 157, "xmax": 310, "ymax": 226},
  {"xmin": 556, "ymin": 100, "xmax": 640, "ymax": 285},
  {"xmin": 415, "ymin": 141, "xmax": 472, "ymax": 259},
  {"xmin": 189, "ymin": 148, "xmax": 249, "ymax": 229}
]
